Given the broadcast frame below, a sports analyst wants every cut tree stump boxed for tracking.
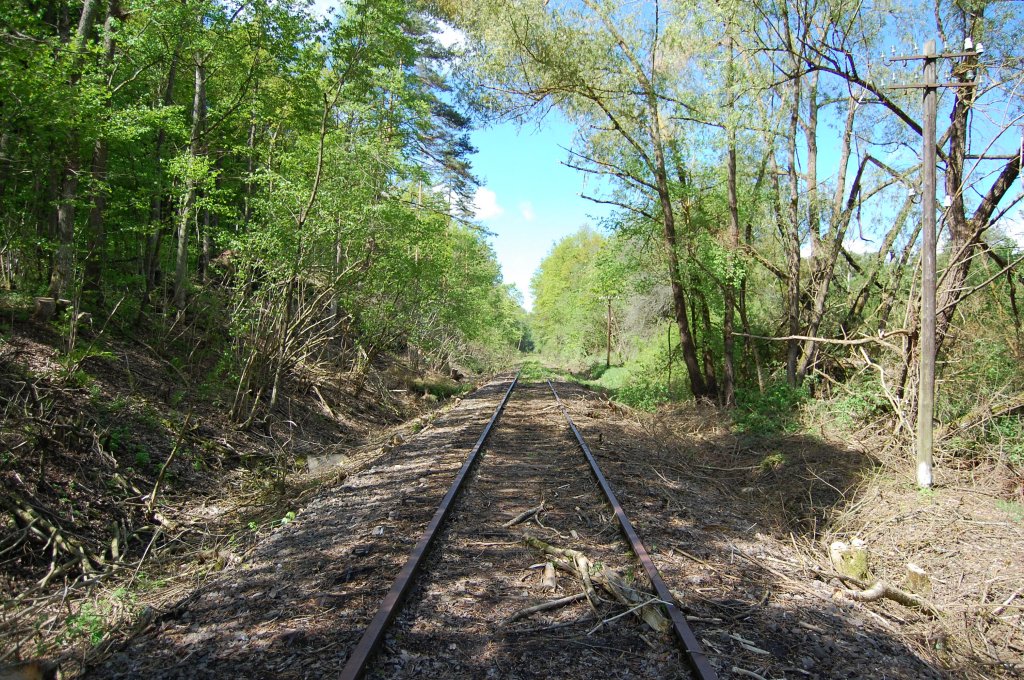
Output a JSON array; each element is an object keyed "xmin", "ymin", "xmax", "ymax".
[
  {"xmin": 829, "ymin": 539, "xmax": 869, "ymax": 580},
  {"xmin": 33, "ymin": 297, "xmax": 56, "ymax": 322}
]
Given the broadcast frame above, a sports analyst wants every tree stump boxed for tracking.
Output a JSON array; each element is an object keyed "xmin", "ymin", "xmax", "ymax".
[{"xmin": 33, "ymin": 297, "xmax": 56, "ymax": 322}]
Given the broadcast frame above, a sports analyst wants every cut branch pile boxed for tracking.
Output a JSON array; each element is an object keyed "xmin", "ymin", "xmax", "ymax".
[{"xmin": 509, "ymin": 533, "xmax": 671, "ymax": 633}]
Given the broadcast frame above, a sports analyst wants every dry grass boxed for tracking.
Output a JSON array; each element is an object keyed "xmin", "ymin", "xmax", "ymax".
[{"xmin": 647, "ymin": 394, "xmax": 1024, "ymax": 678}]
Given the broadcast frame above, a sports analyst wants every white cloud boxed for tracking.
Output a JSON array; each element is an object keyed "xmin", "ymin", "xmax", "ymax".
[
  {"xmin": 435, "ymin": 22, "xmax": 467, "ymax": 49},
  {"xmin": 996, "ymin": 210, "xmax": 1024, "ymax": 247},
  {"xmin": 519, "ymin": 201, "xmax": 536, "ymax": 222},
  {"xmin": 309, "ymin": 0, "xmax": 336, "ymax": 20},
  {"xmin": 843, "ymin": 237, "xmax": 875, "ymax": 255},
  {"xmin": 473, "ymin": 187, "xmax": 504, "ymax": 221}
]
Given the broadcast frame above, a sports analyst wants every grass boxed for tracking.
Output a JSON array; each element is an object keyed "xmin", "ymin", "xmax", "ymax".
[
  {"xmin": 996, "ymin": 499, "xmax": 1024, "ymax": 522},
  {"xmin": 516, "ymin": 358, "xmax": 570, "ymax": 383},
  {"xmin": 410, "ymin": 376, "xmax": 471, "ymax": 400}
]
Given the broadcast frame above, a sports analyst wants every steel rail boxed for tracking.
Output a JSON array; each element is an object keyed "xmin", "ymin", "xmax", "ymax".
[
  {"xmin": 547, "ymin": 380, "xmax": 718, "ymax": 680},
  {"xmin": 339, "ymin": 372, "xmax": 520, "ymax": 680}
]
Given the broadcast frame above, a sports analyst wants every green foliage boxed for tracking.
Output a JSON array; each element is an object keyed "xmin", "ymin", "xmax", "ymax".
[
  {"xmin": 614, "ymin": 371, "xmax": 670, "ymax": 412},
  {"xmin": 0, "ymin": 0, "xmax": 524, "ymax": 413},
  {"xmin": 990, "ymin": 417, "xmax": 1024, "ymax": 468},
  {"xmin": 411, "ymin": 377, "xmax": 470, "ymax": 400},
  {"xmin": 530, "ymin": 227, "xmax": 608, "ymax": 360},
  {"xmin": 57, "ymin": 587, "xmax": 135, "ymax": 648},
  {"xmin": 759, "ymin": 452, "xmax": 786, "ymax": 471},
  {"xmin": 734, "ymin": 382, "xmax": 809, "ymax": 434},
  {"xmin": 829, "ymin": 376, "xmax": 889, "ymax": 429},
  {"xmin": 516, "ymin": 359, "xmax": 567, "ymax": 383}
]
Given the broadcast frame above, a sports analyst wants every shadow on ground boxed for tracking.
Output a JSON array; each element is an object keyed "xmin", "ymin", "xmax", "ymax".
[
  {"xmin": 551, "ymin": 380, "xmax": 945, "ymax": 679},
  {"xmin": 82, "ymin": 379, "xmax": 946, "ymax": 679},
  {"xmin": 80, "ymin": 381, "xmax": 512, "ymax": 679}
]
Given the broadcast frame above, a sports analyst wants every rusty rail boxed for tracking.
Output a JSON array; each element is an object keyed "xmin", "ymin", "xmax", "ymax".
[
  {"xmin": 339, "ymin": 372, "xmax": 520, "ymax": 680},
  {"xmin": 547, "ymin": 380, "xmax": 718, "ymax": 680}
]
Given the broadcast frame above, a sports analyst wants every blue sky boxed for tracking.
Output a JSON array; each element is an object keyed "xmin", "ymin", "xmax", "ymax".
[{"xmin": 468, "ymin": 115, "xmax": 612, "ymax": 311}]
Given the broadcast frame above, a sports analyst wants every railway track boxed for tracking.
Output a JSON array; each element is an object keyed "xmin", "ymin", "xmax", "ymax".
[
  {"xmin": 342, "ymin": 375, "xmax": 716, "ymax": 680},
  {"xmin": 83, "ymin": 373, "xmax": 950, "ymax": 680}
]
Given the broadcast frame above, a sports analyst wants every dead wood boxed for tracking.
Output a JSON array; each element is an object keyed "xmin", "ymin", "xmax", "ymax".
[
  {"xmin": 504, "ymin": 501, "xmax": 545, "ymax": 528},
  {"xmin": 815, "ymin": 567, "xmax": 944, "ymax": 618},
  {"xmin": 541, "ymin": 562, "xmax": 557, "ymax": 591},
  {"xmin": 504, "ymin": 592, "xmax": 587, "ymax": 624},
  {"xmin": 1, "ymin": 494, "xmax": 101, "ymax": 582},
  {"xmin": 523, "ymin": 533, "xmax": 670, "ymax": 633},
  {"xmin": 145, "ymin": 410, "xmax": 192, "ymax": 517}
]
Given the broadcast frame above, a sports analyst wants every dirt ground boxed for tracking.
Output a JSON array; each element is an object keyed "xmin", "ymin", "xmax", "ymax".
[
  {"xmin": 79, "ymin": 374, "xmax": 1021, "ymax": 679},
  {"xmin": 0, "ymin": 315, "xmax": 461, "ymax": 675}
]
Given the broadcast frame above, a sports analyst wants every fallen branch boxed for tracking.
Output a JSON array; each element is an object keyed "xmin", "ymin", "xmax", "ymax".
[
  {"xmin": 1, "ymin": 494, "xmax": 101, "ymax": 582},
  {"xmin": 588, "ymin": 596, "xmax": 659, "ymax": 634},
  {"xmin": 504, "ymin": 592, "xmax": 587, "ymax": 624},
  {"xmin": 504, "ymin": 501, "xmax": 545, "ymax": 528},
  {"xmin": 145, "ymin": 410, "xmax": 192, "ymax": 517},
  {"xmin": 524, "ymin": 534, "xmax": 600, "ymax": 608},
  {"xmin": 734, "ymin": 330, "xmax": 908, "ymax": 352},
  {"xmin": 814, "ymin": 567, "xmax": 944, "ymax": 618}
]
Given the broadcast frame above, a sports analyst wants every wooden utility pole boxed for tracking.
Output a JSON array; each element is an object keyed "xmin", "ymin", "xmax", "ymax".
[
  {"xmin": 917, "ymin": 40, "xmax": 937, "ymax": 489},
  {"xmin": 890, "ymin": 38, "xmax": 982, "ymax": 488}
]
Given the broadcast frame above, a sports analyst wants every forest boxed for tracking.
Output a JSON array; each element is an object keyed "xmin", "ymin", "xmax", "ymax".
[
  {"xmin": 495, "ymin": 0, "xmax": 1024, "ymax": 456},
  {"xmin": 1, "ymin": 0, "xmax": 1023, "ymax": 675},
  {"xmin": 0, "ymin": 0, "xmax": 528, "ymax": 384}
]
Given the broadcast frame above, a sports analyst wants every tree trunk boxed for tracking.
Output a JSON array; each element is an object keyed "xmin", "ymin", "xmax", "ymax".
[
  {"xmin": 796, "ymin": 94, "xmax": 859, "ymax": 381},
  {"xmin": 805, "ymin": 72, "xmax": 821, "ymax": 257},
  {"xmin": 141, "ymin": 51, "xmax": 180, "ymax": 313},
  {"xmin": 82, "ymin": 0, "xmax": 121, "ymax": 301},
  {"xmin": 174, "ymin": 57, "xmax": 207, "ymax": 309},
  {"xmin": 784, "ymin": 77, "xmax": 802, "ymax": 387},
  {"xmin": 842, "ymin": 196, "xmax": 914, "ymax": 334},
  {"xmin": 661, "ymin": 166, "xmax": 709, "ymax": 398},
  {"xmin": 606, "ymin": 297, "xmax": 612, "ymax": 369},
  {"xmin": 47, "ymin": 0, "xmax": 100, "ymax": 299},
  {"xmin": 83, "ymin": 137, "xmax": 107, "ymax": 300},
  {"xmin": 694, "ymin": 286, "xmax": 719, "ymax": 397},
  {"xmin": 722, "ymin": 40, "xmax": 740, "ymax": 407},
  {"xmin": 48, "ymin": 159, "xmax": 79, "ymax": 298}
]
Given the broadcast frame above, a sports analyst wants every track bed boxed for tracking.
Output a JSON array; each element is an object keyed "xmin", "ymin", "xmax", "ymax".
[{"xmin": 365, "ymin": 381, "xmax": 689, "ymax": 679}]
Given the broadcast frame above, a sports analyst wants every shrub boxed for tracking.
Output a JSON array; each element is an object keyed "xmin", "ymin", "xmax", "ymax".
[{"xmin": 734, "ymin": 381, "xmax": 809, "ymax": 434}]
